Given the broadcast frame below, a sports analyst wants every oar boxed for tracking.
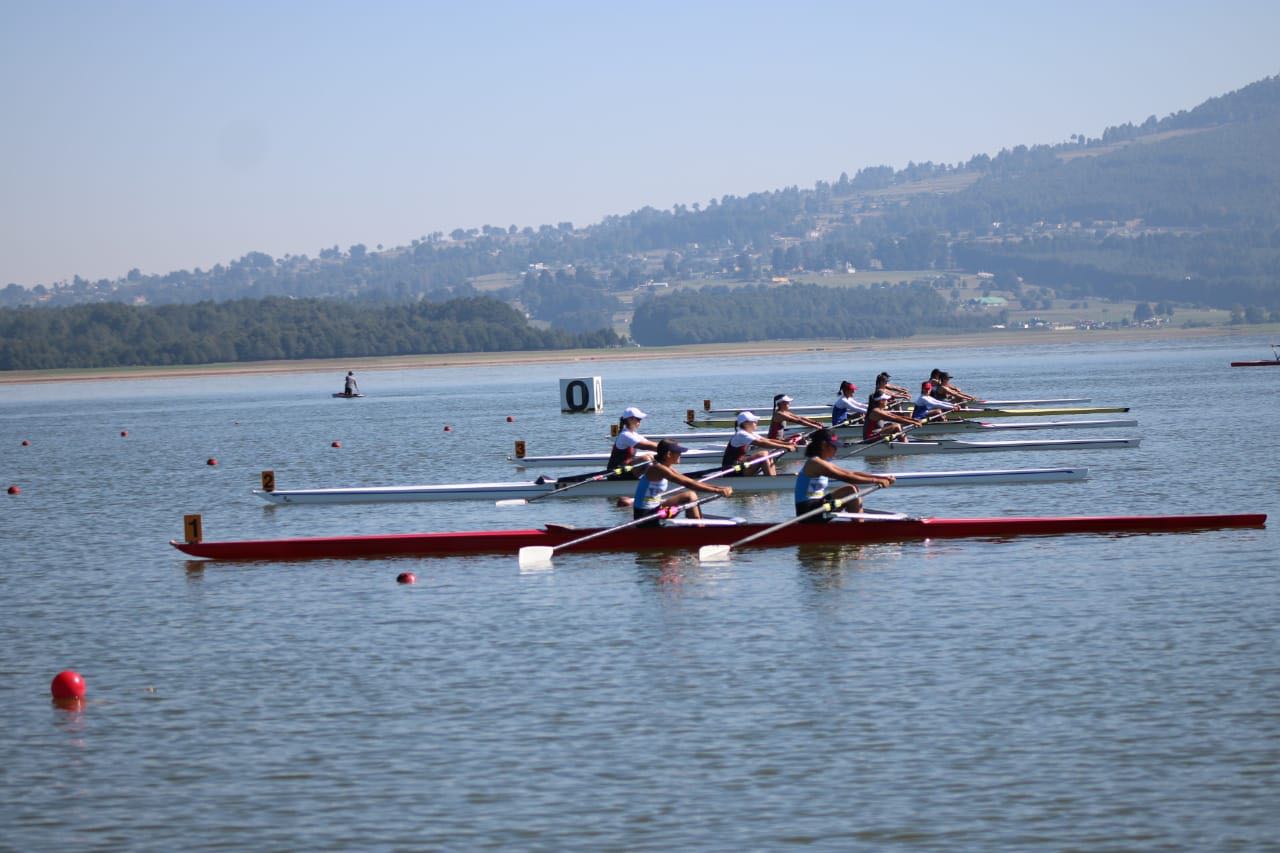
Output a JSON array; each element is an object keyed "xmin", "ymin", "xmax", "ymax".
[
  {"xmin": 495, "ymin": 459, "xmax": 653, "ymax": 507},
  {"xmin": 517, "ymin": 492, "xmax": 728, "ymax": 569},
  {"xmin": 515, "ymin": 445, "xmax": 794, "ymax": 568},
  {"xmin": 698, "ymin": 484, "xmax": 886, "ymax": 563}
]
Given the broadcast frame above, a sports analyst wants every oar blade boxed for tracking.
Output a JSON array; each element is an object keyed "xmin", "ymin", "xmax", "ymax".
[
  {"xmin": 698, "ymin": 544, "xmax": 732, "ymax": 562},
  {"xmin": 495, "ymin": 498, "xmax": 529, "ymax": 507},
  {"xmin": 517, "ymin": 546, "xmax": 555, "ymax": 569}
]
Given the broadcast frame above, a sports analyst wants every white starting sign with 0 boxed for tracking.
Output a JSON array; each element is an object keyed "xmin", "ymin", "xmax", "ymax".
[{"xmin": 559, "ymin": 377, "xmax": 604, "ymax": 413}]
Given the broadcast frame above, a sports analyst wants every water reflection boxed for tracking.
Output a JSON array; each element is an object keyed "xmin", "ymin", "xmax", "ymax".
[{"xmin": 794, "ymin": 544, "xmax": 870, "ymax": 589}]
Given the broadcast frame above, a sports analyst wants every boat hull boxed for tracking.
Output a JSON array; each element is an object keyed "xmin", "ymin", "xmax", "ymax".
[
  {"xmin": 1230, "ymin": 361, "xmax": 1280, "ymax": 367},
  {"xmin": 646, "ymin": 419, "xmax": 1139, "ymax": 443},
  {"xmin": 255, "ymin": 467, "xmax": 1089, "ymax": 505},
  {"xmin": 172, "ymin": 513, "xmax": 1267, "ymax": 561}
]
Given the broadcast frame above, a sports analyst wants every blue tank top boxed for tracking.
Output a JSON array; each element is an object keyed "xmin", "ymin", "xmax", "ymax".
[
  {"xmin": 634, "ymin": 475, "xmax": 668, "ymax": 510},
  {"xmin": 794, "ymin": 469, "xmax": 828, "ymax": 504}
]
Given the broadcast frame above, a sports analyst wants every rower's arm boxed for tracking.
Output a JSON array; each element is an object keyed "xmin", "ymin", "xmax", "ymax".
[
  {"xmin": 814, "ymin": 458, "xmax": 894, "ymax": 487},
  {"xmin": 666, "ymin": 467, "xmax": 732, "ymax": 495}
]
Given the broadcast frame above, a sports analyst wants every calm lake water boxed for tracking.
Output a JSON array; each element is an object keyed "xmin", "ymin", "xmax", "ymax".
[{"xmin": 2, "ymin": 334, "xmax": 1277, "ymax": 850}]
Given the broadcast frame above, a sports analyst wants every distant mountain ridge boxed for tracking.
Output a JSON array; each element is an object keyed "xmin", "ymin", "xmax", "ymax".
[{"xmin": 5, "ymin": 74, "xmax": 1278, "ymax": 330}]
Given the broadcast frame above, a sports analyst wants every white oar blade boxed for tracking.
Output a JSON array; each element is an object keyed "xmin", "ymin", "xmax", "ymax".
[
  {"xmin": 495, "ymin": 498, "xmax": 529, "ymax": 507},
  {"xmin": 517, "ymin": 546, "xmax": 555, "ymax": 568},
  {"xmin": 698, "ymin": 544, "xmax": 732, "ymax": 562}
]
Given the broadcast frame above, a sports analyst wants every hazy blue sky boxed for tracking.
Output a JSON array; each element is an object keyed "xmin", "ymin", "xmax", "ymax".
[{"xmin": 3, "ymin": 0, "xmax": 1278, "ymax": 287}]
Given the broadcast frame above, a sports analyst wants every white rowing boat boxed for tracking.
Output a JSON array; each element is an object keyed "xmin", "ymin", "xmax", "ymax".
[
  {"xmin": 254, "ymin": 467, "xmax": 1090, "ymax": 504},
  {"xmin": 642, "ymin": 418, "xmax": 1139, "ymax": 443},
  {"xmin": 700, "ymin": 397, "xmax": 1091, "ymax": 415},
  {"xmin": 511, "ymin": 437, "xmax": 1139, "ymax": 467}
]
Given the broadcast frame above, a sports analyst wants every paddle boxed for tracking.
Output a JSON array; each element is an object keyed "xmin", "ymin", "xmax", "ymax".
[
  {"xmin": 698, "ymin": 483, "xmax": 886, "ymax": 562},
  {"xmin": 514, "ymin": 445, "xmax": 796, "ymax": 568},
  {"xmin": 495, "ymin": 459, "xmax": 653, "ymax": 507}
]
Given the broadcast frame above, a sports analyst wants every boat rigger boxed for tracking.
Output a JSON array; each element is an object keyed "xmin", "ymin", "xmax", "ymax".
[
  {"xmin": 254, "ymin": 467, "xmax": 1089, "ymax": 505},
  {"xmin": 172, "ymin": 512, "xmax": 1267, "ymax": 561},
  {"xmin": 689, "ymin": 406, "xmax": 1131, "ymax": 427}
]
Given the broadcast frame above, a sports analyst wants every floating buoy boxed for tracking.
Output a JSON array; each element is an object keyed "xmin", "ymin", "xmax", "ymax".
[
  {"xmin": 443, "ymin": 425, "xmax": 452, "ymax": 432},
  {"xmin": 615, "ymin": 496, "xmax": 633, "ymax": 508},
  {"xmin": 7, "ymin": 485, "xmax": 19, "ymax": 495},
  {"xmin": 120, "ymin": 430, "xmax": 128, "ymax": 437},
  {"xmin": 206, "ymin": 458, "xmax": 218, "ymax": 466},
  {"xmin": 331, "ymin": 440, "xmax": 342, "ymax": 448},
  {"xmin": 51, "ymin": 670, "xmax": 86, "ymax": 702},
  {"xmin": 397, "ymin": 572, "xmax": 416, "ymax": 585},
  {"xmin": 21, "ymin": 439, "xmax": 30, "ymax": 446},
  {"xmin": 506, "ymin": 416, "xmax": 515, "ymax": 423}
]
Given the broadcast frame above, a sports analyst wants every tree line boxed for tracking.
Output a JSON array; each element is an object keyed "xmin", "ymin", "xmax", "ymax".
[{"xmin": 0, "ymin": 296, "xmax": 620, "ymax": 371}]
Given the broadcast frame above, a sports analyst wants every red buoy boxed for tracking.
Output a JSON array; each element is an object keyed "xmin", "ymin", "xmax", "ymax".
[
  {"xmin": 21, "ymin": 439, "xmax": 30, "ymax": 446},
  {"xmin": 51, "ymin": 670, "xmax": 86, "ymax": 701},
  {"xmin": 7, "ymin": 485, "xmax": 19, "ymax": 495},
  {"xmin": 206, "ymin": 458, "xmax": 218, "ymax": 466},
  {"xmin": 506, "ymin": 416, "xmax": 515, "ymax": 423},
  {"xmin": 397, "ymin": 572, "xmax": 416, "ymax": 585},
  {"xmin": 331, "ymin": 440, "xmax": 342, "ymax": 448},
  {"xmin": 120, "ymin": 430, "xmax": 128, "ymax": 437},
  {"xmin": 443, "ymin": 425, "xmax": 452, "ymax": 432}
]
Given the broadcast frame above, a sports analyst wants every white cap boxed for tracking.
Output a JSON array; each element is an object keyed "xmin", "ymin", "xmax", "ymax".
[
  {"xmin": 622, "ymin": 406, "xmax": 647, "ymax": 420},
  {"xmin": 736, "ymin": 411, "xmax": 760, "ymax": 425}
]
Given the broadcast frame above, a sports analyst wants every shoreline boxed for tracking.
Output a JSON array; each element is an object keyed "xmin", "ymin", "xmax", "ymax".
[{"xmin": 0, "ymin": 325, "xmax": 1270, "ymax": 384}]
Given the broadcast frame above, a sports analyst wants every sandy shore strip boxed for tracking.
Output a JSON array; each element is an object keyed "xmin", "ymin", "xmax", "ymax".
[{"xmin": 0, "ymin": 325, "xmax": 1270, "ymax": 384}]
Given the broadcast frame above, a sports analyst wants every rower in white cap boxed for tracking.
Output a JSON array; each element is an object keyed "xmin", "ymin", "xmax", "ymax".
[
  {"xmin": 721, "ymin": 411, "xmax": 798, "ymax": 476},
  {"xmin": 768, "ymin": 393, "xmax": 825, "ymax": 439},
  {"xmin": 606, "ymin": 406, "xmax": 658, "ymax": 478}
]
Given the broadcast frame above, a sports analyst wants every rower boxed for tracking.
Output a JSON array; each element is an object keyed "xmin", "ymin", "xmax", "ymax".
[
  {"xmin": 633, "ymin": 439, "xmax": 733, "ymax": 525},
  {"xmin": 932, "ymin": 369, "xmax": 977, "ymax": 403},
  {"xmin": 722, "ymin": 411, "xmax": 797, "ymax": 476},
  {"xmin": 343, "ymin": 371, "xmax": 359, "ymax": 396},
  {"xmin": 768, "ymin": 393, "xmax": 825, "ymax": 439},
  {"xmin": 796, "ymin": 428, "xmax": 895, "ymax": 522},
  {"xmin": 831, "ymin": 380, "xmax": 866, "ymax": 427},
  {"xmin": 863, "ymin": 390, "xmax": 923, "ymax": 442},
  {"xmin": 875, "ymin": 371, "xmax": 912, "ymax": 403},
  {"xmin": 911, "ymin": 383, "xmax": 959, "ymax": 421},
  {"xmin": 607, "ymin": 406, "xmax": 658, "ymax": 478}
]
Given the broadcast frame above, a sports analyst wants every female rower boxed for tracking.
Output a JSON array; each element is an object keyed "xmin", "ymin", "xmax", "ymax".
[
  {"xmin": 796, "ymin": 428, "xmax": 895, "ymax": 522},
  {"xmin": 875, "ymin": 371, "xmax": 912, "ymax": 402},
  {"xmin": 607, "ymin": 406, "xmax": 658, "ymax": 478},
  {"xmin": 932, "ymin": 370, "xmax": 978, "ymax": 403},
  {"xmin": 722, "ymin": 411, "xmax": 797, "ymax": 476},
  {"xmin": 768, "ymin": 393, "xmax": 825, "ymax": 439},
  {"xmin": 911, "ymin": 383, "xmax": 959, "ymax": 421},
  {"xmin": 633, "ymin": 439, "xmax": 733, "ymax": 525},
  {"xmin": 863, "ymin": 391, "xmax": 923, "ymax": 442},
  {"xmin": 831, "ymin": 380, "xmax": 866, "ymax": 427}
]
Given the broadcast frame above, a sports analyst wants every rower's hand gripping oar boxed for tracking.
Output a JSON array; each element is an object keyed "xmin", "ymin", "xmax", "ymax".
[
  {"xmin": 514, "ymin": 445, "xmax": 793, "ymax": 568},
  {"xmin": 698, "ymin": 483, "xmax": 886, "ymax": 563},
  {"xmin": 495, "ymin": 459, "xmax": 654, "ymax": 507}
]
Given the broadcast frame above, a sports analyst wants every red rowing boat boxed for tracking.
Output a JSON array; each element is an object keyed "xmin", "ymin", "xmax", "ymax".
[
  {"xmin": 1230, "ymin": 360, "xmax": 1280, "ymax": 367},
  {"xmin": 171, "ymin": 513, "xmax": 1266, "ymax": 561}
]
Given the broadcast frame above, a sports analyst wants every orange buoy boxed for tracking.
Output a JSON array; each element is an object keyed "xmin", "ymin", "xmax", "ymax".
[
  {"xmin": 206, "ymin": 458, "xmax": 218, "ymax": 466},
  {"xmin": 51, "ymin": 670, "xmax": 86, "ymax": 702},
  {"xmin": 615, "ymin": 496, "xmax": 633, "ymax": 508},
  {"xmin": 506, "ymin": 416, "xmax": 515, "ymax": 423},
  {"xmin": 443, "ymin": 425, "xmax": 452, "ymax": 432},
  {"xmin": 7, "ymin": 485, "xmax": 19, "ymax": 495},
  {"xmin": 397, "ymin": 572, "xmax": 416, "ymax": 584},
  {"xmin": 21, "ymin": 439, "xmax": 30, "ymax": 446},
  {"xmin": 120, "ymin": 430, "xmax": 128, "ymax": 437},
  {"xmin": 331, "ymin": 440, "xmax": 342, "ymax": 448}
]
